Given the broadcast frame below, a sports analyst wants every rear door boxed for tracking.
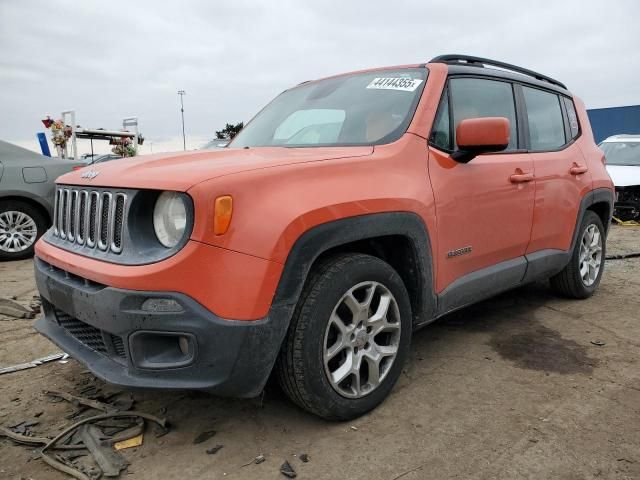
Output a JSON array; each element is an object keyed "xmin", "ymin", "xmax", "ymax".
[
  {"xmin": 521, "ymin": 87, "xmax": 592, "ymax": 254},
  {"xmin": 428, "ymin": 77, "xmax": 535, "ymax": 295}
]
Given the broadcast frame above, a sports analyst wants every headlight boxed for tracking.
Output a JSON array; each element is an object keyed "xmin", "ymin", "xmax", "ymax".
[{"xmin": 153, "ymin": 192, "xmax": 188, "ymax": 248}]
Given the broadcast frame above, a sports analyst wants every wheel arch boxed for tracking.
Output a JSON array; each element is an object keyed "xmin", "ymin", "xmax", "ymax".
[
  {"xmin": 272, "ymin": 212, "xmax": 436, "ymax": 327},
  {"xmin": 0, "ymin": 193, "xmax": 52, "ymax": 225},
  {"xmin": 570, "ymin": 188, "xmax": 614, "ymax": 254}
]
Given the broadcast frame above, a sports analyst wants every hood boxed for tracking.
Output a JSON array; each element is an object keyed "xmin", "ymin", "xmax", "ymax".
[
  {"xmin": 605, "ymin": 165, "xmax": 640, "ymax": 187},
  {"xmin": 57, "ymin": 146, "xmax": 374, "ymax": 190}
]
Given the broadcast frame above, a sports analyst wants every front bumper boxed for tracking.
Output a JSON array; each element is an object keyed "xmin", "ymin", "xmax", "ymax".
[{"xmin": 34, "ymin": 257, "xmax": 291, "ymax": 397}]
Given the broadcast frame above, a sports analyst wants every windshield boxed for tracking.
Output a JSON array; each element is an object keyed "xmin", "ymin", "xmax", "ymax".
[
  {"xmin": 229, "ymin": 68, "xmax": 427, "ymax": 148},
  {"xmin": 601, "ymin": 141, "xmax": 640, "ymax": 166}
]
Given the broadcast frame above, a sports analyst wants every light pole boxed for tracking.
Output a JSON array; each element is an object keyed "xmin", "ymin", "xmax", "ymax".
[{"xmin": 177, "ymin": 90, "xmax": 186, "ymax": 151}]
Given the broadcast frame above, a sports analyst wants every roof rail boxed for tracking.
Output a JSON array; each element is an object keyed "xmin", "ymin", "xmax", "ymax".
[{"xmin": 430, "ymin": 54, "xmax": 567, "ymax": 90}]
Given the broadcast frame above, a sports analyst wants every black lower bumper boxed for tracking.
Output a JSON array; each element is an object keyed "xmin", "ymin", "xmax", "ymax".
[{"xmin": 33, "ymin": 257, "xmax": 292, "ymax": 397}]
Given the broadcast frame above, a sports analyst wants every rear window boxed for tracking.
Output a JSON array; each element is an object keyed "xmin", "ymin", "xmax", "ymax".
[{"xmin": 522, "ymin": 86, "xmax": 566, "ymax": 151}]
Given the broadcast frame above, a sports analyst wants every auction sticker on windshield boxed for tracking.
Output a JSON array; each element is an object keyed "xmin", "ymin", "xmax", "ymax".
[{"xmin": 366, "ymin": 77, "xmax": 423, "ymax": 92}]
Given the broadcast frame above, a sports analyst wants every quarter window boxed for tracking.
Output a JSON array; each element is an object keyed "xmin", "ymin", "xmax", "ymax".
[
  {"xmin": 430, "ymin": 89, "xmax": 451, "ymax": 151},
  {"xmin": 522, "ymin": 87, "xmax": 566, "ymax": 150},
  {"xmin": 449, "ymin": 78, "xmax": 518, "ymax": 150},
  {"xmin": 563, "ymin": 97, "xmax": 580, "ymax": 139}
]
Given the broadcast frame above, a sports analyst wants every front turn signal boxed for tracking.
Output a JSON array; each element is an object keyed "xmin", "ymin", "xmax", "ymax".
[{"xmin": 214, "ymin": 195, "xmax": 233, "ymax": 235}]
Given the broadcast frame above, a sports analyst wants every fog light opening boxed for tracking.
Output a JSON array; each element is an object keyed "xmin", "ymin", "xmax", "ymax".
[
  {"xmin": 179, "ymin": 336, "xmax": 190, "ymax": 356},
  {"xmin": 129, "ymin": 331, "xmax": 196, "ymax": 369}
]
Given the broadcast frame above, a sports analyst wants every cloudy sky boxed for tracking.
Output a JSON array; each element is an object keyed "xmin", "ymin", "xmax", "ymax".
[{"xmin": 1, "ymin": 0, "xmax": 638, "ymax": 155}]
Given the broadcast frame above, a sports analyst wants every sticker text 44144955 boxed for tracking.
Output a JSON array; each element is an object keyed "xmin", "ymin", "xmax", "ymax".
[{"xmin": 366, "ymin": 77, "xmax": 423, "ymax": 92}]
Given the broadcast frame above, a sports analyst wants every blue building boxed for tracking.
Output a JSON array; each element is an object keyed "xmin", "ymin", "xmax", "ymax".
[{"xmin": 587, "ymin": 105, "xmax": 640, "ymax": 144}]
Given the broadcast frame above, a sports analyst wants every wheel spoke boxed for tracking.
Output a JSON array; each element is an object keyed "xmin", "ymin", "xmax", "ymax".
[
  {"xmin": 331, "ymin": 352, "xmax": 354, "ymax": 386},
  {"xmin": 579, "ymin": 262, "xmax": 589, "ymax": 280},
  {"xmin": 343, "ymin": 292, "xmax": 363, "ymax": 317},
  {"xmin": 326, "ymin": 336, "xmax": 347, "ymax": 361},
  {"xmin": 367, "ymin": 294, "xmax": 394, "ymax": 335},
  {"xmin": 365, "ymin": 356, "xmax": 380, "ymax": 387},
  {"xmin": 376, "ymin": 344, "xmax": 398, "ymax": 356},
  {"xmin": 329, "ymin": 312, "xmax": 349, "ymax": 335}
]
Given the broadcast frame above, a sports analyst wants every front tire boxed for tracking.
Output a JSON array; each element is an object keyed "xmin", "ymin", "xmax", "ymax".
[
  {"xmin": 550, "ymin": 210, "xmax": 606, "ymax": 299},
  {"xmin": 276, "ymin": 253, "xmax": 412, "ymax": 421},
  {"xmin": 0, "ymin": 200, "xmax": 47, "ymax": 261}
]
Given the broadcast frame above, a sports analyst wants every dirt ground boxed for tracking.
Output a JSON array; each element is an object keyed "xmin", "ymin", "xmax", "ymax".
[{"xmin": 1, "ymin": 226, "xmax": 639, "ymax": 480}]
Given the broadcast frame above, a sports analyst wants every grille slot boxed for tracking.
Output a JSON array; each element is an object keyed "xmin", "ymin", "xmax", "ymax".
[
  {"xmin": 55, "ymin": 309, "xmax": 107, "ymax": 354},
  {"xmin": 52, "ymin": 186, "xmax": 127, "ymax": 254},
  {"xmin": 54, "ymin": 308, "xmax": 126, "ymax": 359},
  {"xmin": 112, "ymin": 194, "xmax": 126, "ymax": 252},
  {"xmin": 111, "ymin": 335, "xmax": 126, "ymax": 357}
]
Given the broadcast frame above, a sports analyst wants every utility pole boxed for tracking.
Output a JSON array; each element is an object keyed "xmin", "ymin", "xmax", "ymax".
[{"xmin": 177, "ymin": 90, "xmax": 186, "ymax": 151}]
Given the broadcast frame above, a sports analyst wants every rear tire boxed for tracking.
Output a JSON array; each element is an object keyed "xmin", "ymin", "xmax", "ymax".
[
  {"xmin": 550, "ymin": 210, "xmax": 606, "ymax": 299},
  {"xmin": 276, "ymin": 253, "xmax": 412, "ymax": 421},
  {"xmin": 0, "ymin": 200, "xmax": 48, "ymax": 261}
]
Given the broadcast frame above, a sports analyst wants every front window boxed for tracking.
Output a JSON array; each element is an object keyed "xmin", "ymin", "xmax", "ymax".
[
  {"xmin": 600, "ymin": 141, "xmax": 640, "ymax": 166},
  {"xmin": 229, "ymin": 68, "xmax": 427, "ymax": 148}
]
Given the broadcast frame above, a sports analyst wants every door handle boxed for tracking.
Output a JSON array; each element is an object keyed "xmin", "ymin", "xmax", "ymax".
[
  {"xmin": 570, "ymin": 163, "xmax": 588, "ymax": 175},
  {"xmin": 510, "ymin": 171, "xmax": 534, "ymax": 183}
]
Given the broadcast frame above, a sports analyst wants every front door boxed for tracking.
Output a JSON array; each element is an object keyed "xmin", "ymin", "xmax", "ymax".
[{"xmin": 428, "ymin": 77, "xmax": 535, "ymax": 297}]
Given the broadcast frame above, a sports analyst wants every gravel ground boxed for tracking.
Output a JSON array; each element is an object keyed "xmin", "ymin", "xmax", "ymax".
[{"xmin": 1, "ymin": 225, "xmax": 639, "ymax": 480}]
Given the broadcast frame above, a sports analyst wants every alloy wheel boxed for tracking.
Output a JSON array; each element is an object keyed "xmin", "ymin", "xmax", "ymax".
[
  {"xmin": 0, "ymin": 210, "xmax": 38, "ymax": 253},
  {"xmin": 579, "ymin": 224, "xmax": 602, "ymax": 287},
  {"xmin": 323, "ymin": 281, "xmax": 401, "ymax": 398}
]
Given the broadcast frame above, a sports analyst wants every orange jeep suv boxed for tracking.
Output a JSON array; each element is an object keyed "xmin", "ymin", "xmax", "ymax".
[{"xmin": 34, "ymin": 55, "xmax": 614, "ymax": 420}]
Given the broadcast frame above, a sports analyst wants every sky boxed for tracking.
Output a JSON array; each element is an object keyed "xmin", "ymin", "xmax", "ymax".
[{"xmin": 1, "ymin": 0, "xmax": 639, "ymax": 155}]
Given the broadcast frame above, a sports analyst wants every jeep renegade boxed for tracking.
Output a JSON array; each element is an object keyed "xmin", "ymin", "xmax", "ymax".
[{"xmin": 34, "ymin": 55, "xmax": 614, "ymax": 420}]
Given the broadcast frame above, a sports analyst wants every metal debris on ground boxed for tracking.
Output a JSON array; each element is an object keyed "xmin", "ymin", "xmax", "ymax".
[
  {"xmin": 241, "ymin": 454, "xmax": 266, "ymax": 467},
  {"xmin": 299, "ymin": 453, "xmax": 310, "ymax": 463},
  {"xmin": 591, "ymin": 340, "xmax": 606, "ymax": 346},
  {"xmin": 0, "ymin": 352, "xmax": 67, "ymax": 375},
  {"xmin": 0, "ymin": 389, "xmax": 167, "ymax": 480},
  {"xmin": 0, "ymin": 296, "xmax": 35, "ymax": 319},
  {"xmin": 280, "ymin": 460, "xmax": 297, "ymax": 478},
  {"xmin": 44, "ymin": 389, "xmax": 118, "ymax": 413},
  {"xmin": 114, "ymin": 433, "xmax": 143, "ymax": 450},
  {"xmin": 606, "ymin": 251, "xmax": 640, "ymax": 260},
  {"xmin": 612, "ymin": 216, "xmax": 640, "ymax": 227},
  {"xmin": 206, "ymin": 444, "xmax": 224, "ymax": 454},
  {"xmin": 79, "ymin": 424, "xmax": 129, "ymax": 477},
  {"xmin": 193, "ymin": 429, "xmax": 217, "ymax": 444}
]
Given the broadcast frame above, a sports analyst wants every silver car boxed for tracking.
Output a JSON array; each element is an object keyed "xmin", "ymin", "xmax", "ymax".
[{"xmin": 0, "ymin": 140, "xmax": 84, "ymax": 260}]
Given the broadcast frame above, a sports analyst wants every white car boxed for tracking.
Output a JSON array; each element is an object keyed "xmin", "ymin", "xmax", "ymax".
[{"xmin": 600, "ymin": 134, "xmax": 640, "ymax": 221}]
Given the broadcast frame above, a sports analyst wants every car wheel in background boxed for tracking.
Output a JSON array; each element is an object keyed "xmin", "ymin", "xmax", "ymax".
[{"xmin": 0, "ymin": 200, "xmax": 47, "ymax": 261}]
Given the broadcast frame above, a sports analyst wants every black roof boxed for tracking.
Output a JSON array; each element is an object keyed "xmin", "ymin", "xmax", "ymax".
[{"xmin": 430, "ymin": 54, "xmax": 570, "ymax": 95}]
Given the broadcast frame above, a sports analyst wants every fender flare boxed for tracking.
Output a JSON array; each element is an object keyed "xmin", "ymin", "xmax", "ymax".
[
  {"xmin": 569, "ymin": 188, "xmax": 614, "ymax": 254},
  {"xmin": 271, "ymin": 211, "xmax": 436, "ymax": 326}
]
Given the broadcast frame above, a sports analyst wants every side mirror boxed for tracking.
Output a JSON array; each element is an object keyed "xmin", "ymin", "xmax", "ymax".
[{"xmin": 452, "ymin": 117, "xmax": 510, "ymax": 163}]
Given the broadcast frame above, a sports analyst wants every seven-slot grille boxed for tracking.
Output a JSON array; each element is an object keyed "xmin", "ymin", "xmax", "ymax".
[{"xmin": 53, "ymin": 187, "xmax": 127, "ymax": 253}]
